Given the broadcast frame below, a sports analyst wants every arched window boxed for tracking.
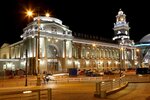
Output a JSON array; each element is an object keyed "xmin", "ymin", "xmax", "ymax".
[
  {"xmin": 116, "ymin": 50, "xmax": 119, "ymax": 59},
  {"xmin": 96, "ymin": 48, "xmax": 100, "ymax": 58},
  {"xmin": 113, "ymin": 50, "xmax": 116, "ymax": 59},
  {"xmin": 72, "ymin": 45, "xmax": 75, "ymax": 58},
  {"xmin": 92, "ymin": 47, "xmax": 96, "ymax": 58},
  {"xmin": 109, "ymin": 49, "xmax": 112, "ymax": 58},
  {"xmin": 86, "ymin": 47, "xmax": 90, "ymax": 59},
  {"xmin": 81, "ymin": 47, "xmax": 86, "ymax": 58},
  {"xmin": 105, "ymin": 49, "xmax": 108, "ymax": 58},
  {"xmin": 101, "ymin": 49, "xmax": 105, "ymax": 58},
  {"xmin": 99, "ymin": 48, "xmax": 102, "ymax": 58},
  {"xmin": 47, "ymin": 45, "xmax": 58, "ymax": 58}
]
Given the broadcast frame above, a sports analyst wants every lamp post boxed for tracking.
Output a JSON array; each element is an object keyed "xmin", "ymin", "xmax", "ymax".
[
  {"xmin": 37, "ymin": 16, "xmax": 40, "ymax": 74},
  {"xmin": 25, "ymin": 49, "xmax": 28, "ymax": 86},
  {"xmin": 26, "ymin": 9, "xmax": 50, "ymax": 75}
]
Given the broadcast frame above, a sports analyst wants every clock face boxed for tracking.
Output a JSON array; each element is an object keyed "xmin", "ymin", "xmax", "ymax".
[{"xmin": 119, "ymin": 17, "xmax": 124, "ymax": 21}]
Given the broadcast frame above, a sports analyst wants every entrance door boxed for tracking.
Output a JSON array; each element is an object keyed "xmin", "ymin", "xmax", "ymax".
[
  {"xmin": 47, "ymin": 45, "xmax": 59, "ymax": 74},
  {"xmin": 47, "ymin": 62, "xmax": 58, "ymax": 74}
]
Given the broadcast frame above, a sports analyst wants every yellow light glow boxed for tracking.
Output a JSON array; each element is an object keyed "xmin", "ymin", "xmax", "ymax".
[
  {"xmin": 100, "ymin": 61, "xmax": 103, "ymax": 65},
  {"xmin": 45, "ymin": 13, "xmax": 50, "ymax": 17},
  {"xmin": 55, "ymin": 39, "xmax": 58, "ymax": 42},
  {"xmin": 26, "ymin": 10, "xmax": 33, "ymax": 17},
  {"xmin": 32, "ymin": 35, "xmax": 34, "ymax": 38},
  {"xmin": 25, "ymin": 8, "xmax": 51, "ymax": 18},
  {"xmin": 48, "ymin": 38, "xmax": 51, "ymax": 41},
  {"xmin": 108, "ymin": 61, "xmax": 111, "ymax": 65},
  {"xmin": 120, "ymin": 47, "xmax": 123, "ymax": 51},
  {"xmin": 138, "ymin": 74, "xmax": 143, "ymax": 77},
  {"xmin": 102, "ymin": 81, "xmax": 105, "ymax": 84},
  {"xmin": 115, "ymin": 61, "xmax": 118, "ymax": 64},
  {"xmin": 120, "ymin": 17, "xmax": 124, "ymax": 21},
  {"xmin": 136, "ymin": 49, "xmax": 139, "ymax": 52},
  {"xmin": 92, "ymin": 44, "xmax": 96, "ymax": 47},
  {"xmin": 38, "ymin": 59, "xmax": 40, "ymax": 61},
  {"xmin": 23, "ymin": 90, "xmax": 32, "ymax": 94}
]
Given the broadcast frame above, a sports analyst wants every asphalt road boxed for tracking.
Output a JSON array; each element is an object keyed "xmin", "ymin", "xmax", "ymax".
[
  {"xmin": 1, "ymin": 82, "xmax": 149, "ymax": 100},
  {"xmin": 1, "ymin": 73, "xmax": 150, "ymax": 100},
  {"xmin": 47, "ymin": 82, "xmax": 150, "ymax": 100}
]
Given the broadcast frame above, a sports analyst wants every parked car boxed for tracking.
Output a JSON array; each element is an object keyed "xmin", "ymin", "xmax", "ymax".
[
  {"xmin": 77, "ymin": 70, "xmax": 85, "ymax": 75},
  {"xmin": 104, "ymin": 70, "xmax": 114, "ymax": 75},
  {"xmin": 85, "ymin": 70, "xmax": 104, "ymax": 77}
]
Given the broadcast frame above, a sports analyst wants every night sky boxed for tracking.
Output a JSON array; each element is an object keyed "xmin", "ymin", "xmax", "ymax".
[{"xmin": 0, "ymin": 0, "xmax": 150, "ymax": 46}]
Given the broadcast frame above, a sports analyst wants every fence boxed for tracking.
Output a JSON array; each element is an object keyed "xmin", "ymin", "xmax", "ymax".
[
  {"xmin": 94, "ymin": 75, "xmax": 128, "ymax": 98},
  {"xmin": 94, "ymin": 74, "xmax": 150, "ymax": 98}
]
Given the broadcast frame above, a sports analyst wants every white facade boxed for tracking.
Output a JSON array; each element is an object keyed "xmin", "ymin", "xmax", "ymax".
[{"xmin": 0, "ymin": 15, "xmax": 140, "ymax": 76}]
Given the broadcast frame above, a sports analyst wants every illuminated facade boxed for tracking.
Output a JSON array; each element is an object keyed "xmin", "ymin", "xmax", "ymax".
[
  {"xmin": 0, "ymin": 10, "xmax": 140, "ymax": 75},
  {"xmin": 112, "ymin": 9, "xmax": 141, "ymax": 68}
]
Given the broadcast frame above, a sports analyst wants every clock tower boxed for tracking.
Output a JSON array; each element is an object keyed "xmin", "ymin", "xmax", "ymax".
[{"xmin": 112, "ymin": 9, "xmax": 130, "ymax": 44}]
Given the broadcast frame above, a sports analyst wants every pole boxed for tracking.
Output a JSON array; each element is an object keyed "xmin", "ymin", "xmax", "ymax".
[
  {"xmin": 25, "ymin": 49, "xmax": 28, "ymax": 86},
  {"xmin": 48, "ymin": 88, "xmax": 52, "ymax": 100},
  {"xmin": 35, "ymin": 7, "xmax": 40, "ymax": 75},
  {"xmin": 36, "ymin": 14, "xmax": 41, "ymax": 86},
  {"xmin": 37, "ymin": 17, "xmax": 40, "ymax": 74},
  {"xmin": 38, "ymin": 90, "xmax": 41, "ymax": 100}
]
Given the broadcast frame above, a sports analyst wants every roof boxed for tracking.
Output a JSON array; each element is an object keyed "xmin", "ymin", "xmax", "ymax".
[
  {"xmin": 1, "ymin": 43, "xmax": 10, "ymax": 48},
  {"xmin": 140, "ymin": 34, "xmax": 150, "ymax": 43}
]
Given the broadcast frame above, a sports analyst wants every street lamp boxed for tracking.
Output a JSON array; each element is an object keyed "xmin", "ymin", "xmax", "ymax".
[
  {"xmin": 26, "ymin": 9, "xmax": 50, "ymax": 75},
  {"xmin": 25, "ymin": 49, "xmax": 28, "ymax": 86}
]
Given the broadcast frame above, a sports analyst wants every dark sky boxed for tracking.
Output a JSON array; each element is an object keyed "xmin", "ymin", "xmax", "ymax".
[{"xmin": 0, "ymin": 0, "xmax": 150, "ymax": 46}]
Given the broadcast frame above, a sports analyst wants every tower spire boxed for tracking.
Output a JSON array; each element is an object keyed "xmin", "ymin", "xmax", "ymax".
[
  {"xmin": 112, "ymin": 9, "xmax": 130, "ymax": 42},
  {"xmin": 112, "ymin": 9, "xmax": 134, "ymax": 46}
]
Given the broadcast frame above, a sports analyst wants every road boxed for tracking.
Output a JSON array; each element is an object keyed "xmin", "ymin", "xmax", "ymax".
[
  {"xmin": 1, "ymin": 82, "xmax": 150, "ymax": 100},
  {"xmin": 0, "ymin": 75, "xmax": 119, "ymax": 87},
  {"xmin": 1, "ymin": 73, "xmax": 150, "ymax": 100},
  {"xmin": 46, "ymin": 82, "xmax": 150, "ymax": 100}
]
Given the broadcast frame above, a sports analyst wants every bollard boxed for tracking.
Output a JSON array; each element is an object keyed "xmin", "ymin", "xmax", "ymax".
[
  {"xmin": 37, "ymin": 90, "xmax": 40, "ymax": 100},
  {"xmin": 48, "ymin": 88, "xmax": 52, "ymax": 100},
  {"xmin": 101, "ymin": 90, "xmax": 106, "ymax": 98}
]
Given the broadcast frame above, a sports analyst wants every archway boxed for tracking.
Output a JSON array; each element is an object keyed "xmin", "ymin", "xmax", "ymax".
[{"xmin": 47, "ymin": 45, "xmax": 59, "ymax": 74}]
